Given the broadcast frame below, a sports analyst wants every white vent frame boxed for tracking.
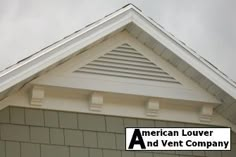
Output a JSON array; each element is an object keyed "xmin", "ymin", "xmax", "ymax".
[
  {"xmin": 32, "ymin": 31, "xmax": 219, "ymax": 104},
  {"xmin": 74, "ymin": 43, "xmax": 181, "ymax": 85}
]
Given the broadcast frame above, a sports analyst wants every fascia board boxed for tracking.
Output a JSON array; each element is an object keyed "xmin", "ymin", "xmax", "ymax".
[
  {"xmin": 129, "ymin": 8, "xmax": 236, "ymax": 99},
  {"xmin": 0, "ymin": 7, "xmax": 134, "ymax": 93},
  {"xmin": 0, "ymin": 6, "xmax": 133, "ymax": 78}
]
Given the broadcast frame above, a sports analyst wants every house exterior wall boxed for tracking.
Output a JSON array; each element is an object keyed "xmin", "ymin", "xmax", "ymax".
[{"xmin": 0, "ymin": 106, "xmax": 235, "ymax": 157}]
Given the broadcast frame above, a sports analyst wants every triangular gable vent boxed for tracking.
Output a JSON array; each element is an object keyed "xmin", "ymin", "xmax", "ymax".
[
  {"xmin": 31, "ymin": 33, "xmax": 218, "ymax": 104},
  {"xmin": 74, "ymin": 43, "xmax": 181, "ymax": 85}
]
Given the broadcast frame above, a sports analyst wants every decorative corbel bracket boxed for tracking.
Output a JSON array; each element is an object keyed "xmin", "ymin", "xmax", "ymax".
[
  {"xmin": 146, "ymin": 98, "xmax": 160, "ymax": 117},
  {"xmin": 31, "ymin": 86, "xmax": 44, "ymax": 106},
  {"xmin": 199, "ymin": 104, "xmax": 213, "ymax": 122},
  {"xmin": 89, "ymin": 92, "xmax": 103, "ymax": 112}
]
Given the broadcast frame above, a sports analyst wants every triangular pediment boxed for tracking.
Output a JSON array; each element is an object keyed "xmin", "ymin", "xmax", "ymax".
[
  {"xmin": 1, "ymin": 4, "xmax": 235, "ymax": 131},
  {"xmin": 32, "ymin": 31, "xmax": 218, "ymax": 104}
]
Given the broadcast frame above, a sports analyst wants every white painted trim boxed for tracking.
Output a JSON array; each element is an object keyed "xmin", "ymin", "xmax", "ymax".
[
  {"xmin": 129, "ymin": 9, "xmax": 236, "ymax": 98},
  {"xmin": 0, "ymin": 7, "xmax": 133, "ymax": 93},
  {"xmin": 0, "ymin": 86, "xmax": 235, "ymax": 132}
]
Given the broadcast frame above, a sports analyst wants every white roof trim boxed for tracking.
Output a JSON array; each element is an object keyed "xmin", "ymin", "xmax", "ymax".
[
  {"xmin": 129, "ymin": 9, "xmax": 236, "ymax": 99},
  {"xmin": 0, "ymin": 5, "xmax": 134, "ymax": 93},
  {"xmin": 0, "ymin": 4, "xmax": 235, "ymax": 100}
]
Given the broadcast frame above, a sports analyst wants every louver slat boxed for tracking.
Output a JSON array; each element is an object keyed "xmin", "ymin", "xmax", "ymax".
[
  {"xmin": 100, "ymin": 55, "xmax": 150, "ymax": 63},
  {"xmin": 86, "ymin": 62, "xmax": 166, "ymax": 73},
  {"xmin": 76, "ymin": 65, "xmax": 173, "ymax": 79},
  {"xmin": 78, "ymin": 69, "xmax": 179, "ymax": 83},
  {"xmin": 111, "ymin": 49, "xmax": 142, "ymax": 56},
  {"xmin": 107, "ymin": 51, "xmax": 144, "ymax": 58},
  {"xmin": 95, "ymin": 58, "xmax": 158, "ymax": 68},
  {"xmin": 74, "ymin": 44, "xmax": 181, "ymax": 85}
]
